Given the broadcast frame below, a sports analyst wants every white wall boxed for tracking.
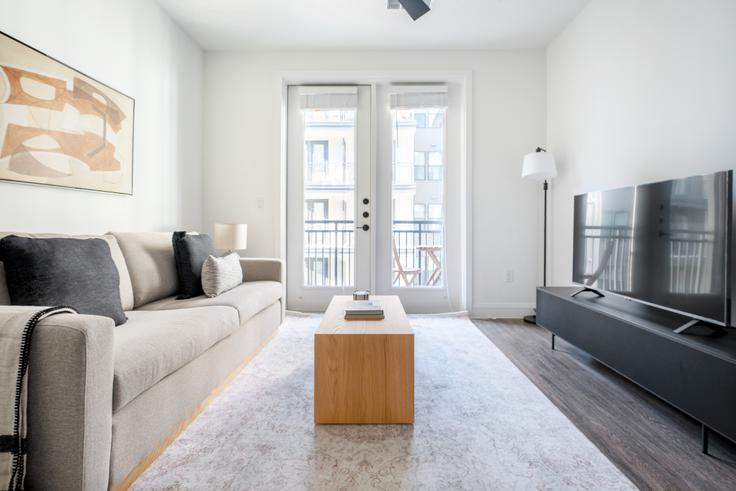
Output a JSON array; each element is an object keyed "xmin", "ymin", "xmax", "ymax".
[
  {"xmin": 203, "ymin": 50, "xmax": 546, "ymax": 316},
  {"xmin": 0, "ymin": 0, "xmax": 204, "ymax": 233},
  {"xmin": 547, "ymin": 0, "xmax": 736, "ymax": 285}
]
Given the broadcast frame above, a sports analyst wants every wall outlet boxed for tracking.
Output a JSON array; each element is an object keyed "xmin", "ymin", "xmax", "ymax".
[
  {"xmin": 256, "ymin": 197, "xmax": 265, "ymax": 209},
  {"xmin": 504, "ymin": 269, "xmax": 514, "ymax": 283}
]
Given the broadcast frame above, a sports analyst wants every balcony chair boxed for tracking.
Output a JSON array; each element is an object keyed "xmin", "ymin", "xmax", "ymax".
[{"xmin": 392, "ymin": 236, "xmax": 421, "ymax": 286}]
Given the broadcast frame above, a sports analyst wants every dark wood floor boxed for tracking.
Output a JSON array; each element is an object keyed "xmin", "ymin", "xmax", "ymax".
[{"xmin": 472, "ymin": 318, "xmax": 736, "ymax": 491}]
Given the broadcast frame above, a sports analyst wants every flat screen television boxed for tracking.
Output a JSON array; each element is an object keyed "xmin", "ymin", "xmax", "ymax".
[{"xmin": 572, "ymin": 170, "xmax": 733, "ymax": 326}]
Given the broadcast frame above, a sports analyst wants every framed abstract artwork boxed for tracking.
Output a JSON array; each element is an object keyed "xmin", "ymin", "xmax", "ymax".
[{"xmin": 0, "ymin": 31, "xmax": 135, "ymax": 194}]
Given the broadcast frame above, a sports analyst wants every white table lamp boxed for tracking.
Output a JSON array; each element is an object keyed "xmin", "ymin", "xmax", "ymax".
[
  {"xmin": 521, "ymin": 147, "xmax": 557, "ymax": 324},
  {"xmin": 214, "ymin": 223, "xmax": 248, "ymax": 253}
]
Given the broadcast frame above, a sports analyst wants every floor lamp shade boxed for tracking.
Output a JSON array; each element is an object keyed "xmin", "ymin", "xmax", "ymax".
[
  {"xmin": 214, "ymin": 223, "xmax": 248, "ymax": 251},
  {"xmin": 521, "ymin": 151, "xmax": 557, "ymax": 181}
]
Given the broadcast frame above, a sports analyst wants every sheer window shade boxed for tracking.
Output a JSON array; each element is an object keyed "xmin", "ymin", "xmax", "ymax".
[
  {"xmin": 299, "ymin": 87, "xmax": 358, "ymax": 110},
  {"xmin": 390, "ymin": 87, "xmax": 448, "ymax": 109}
]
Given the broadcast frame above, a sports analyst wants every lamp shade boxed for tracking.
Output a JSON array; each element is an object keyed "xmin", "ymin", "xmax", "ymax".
[
  {"xmin": 214, "ymin": 223, "xmax": 247, "ymax": 251},
  {"xmin": 521, "ymin": 151, "xmax": 557, "ymax": 181}
]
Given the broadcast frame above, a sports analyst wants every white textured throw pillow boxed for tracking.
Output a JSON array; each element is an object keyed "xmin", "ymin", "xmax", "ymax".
[{"xmin": 201, "ymin": 252, "xmax": 243, "ymax": 297}]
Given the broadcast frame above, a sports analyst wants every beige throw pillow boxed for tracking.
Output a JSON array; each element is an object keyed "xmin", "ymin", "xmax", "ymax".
[{"xmin": 201, "ymin": 252, "xmax": 243, "ymax": 297}]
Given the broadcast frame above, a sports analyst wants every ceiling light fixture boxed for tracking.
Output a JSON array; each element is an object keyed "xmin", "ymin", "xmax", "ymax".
[{"xmin": 387, "ymin": 0, "xmax": 431, "ymax": 21}]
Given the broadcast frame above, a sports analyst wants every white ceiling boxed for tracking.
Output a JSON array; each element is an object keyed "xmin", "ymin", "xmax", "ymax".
[{"xmin": 156, "ymin": 0, "xmax": 589, "ymax": 51}]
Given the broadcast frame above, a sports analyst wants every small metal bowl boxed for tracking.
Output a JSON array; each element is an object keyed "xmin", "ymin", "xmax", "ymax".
[{"xmin": 352, "ymin": 290, "xmax": 370, "ymax": 301}]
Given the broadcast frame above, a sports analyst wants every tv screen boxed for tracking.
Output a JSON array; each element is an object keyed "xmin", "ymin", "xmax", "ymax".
[{"xmin": 572, "ymin": 171, "xmax": 731, "ymax": 324}]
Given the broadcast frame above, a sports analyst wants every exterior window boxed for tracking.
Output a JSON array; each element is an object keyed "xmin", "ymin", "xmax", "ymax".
[
  {"xmin": 413, "ymin": 151, "xmax": 442, "ymax": 181},
  {"xmin": 306, "ymin": 140, "xmax": 328, "ymax": 181},
  {"xmin": 340, "ymin": 138, "xmax": 348, "ymax": 182},
  {"xmin": 428, "ymin": 111, "xmax": 444, "ymax": 128},
  {"xmin": 414, "ymin": 113, "xmax": 427, "ymax": 128},
  {"xmin": 427, "ymin": 151, "xmax": 443, "ymax": 181},
  {"xmin": 413, "ymin": 151, "xmax": 426, "ymax": 181},
  {"xmin": 413, "ymin": 203, "xmax": 427, "ymax": 220},
  {"xmin": 428, "ymin": 204, "xmax": 442, "ymax": 219},
  {"xmin": 305, "ymin": 199, "xmax": 328, "ymax": 220}
]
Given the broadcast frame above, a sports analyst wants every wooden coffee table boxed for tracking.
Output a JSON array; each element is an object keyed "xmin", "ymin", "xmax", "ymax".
[{"xmin": 314, "ymin": 295, "xmax": 414, "ymax": 424}]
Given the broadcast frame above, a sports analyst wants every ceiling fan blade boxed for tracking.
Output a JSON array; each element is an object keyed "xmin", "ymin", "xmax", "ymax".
[{"xmin": 398, "ymin": 0, "xmax": 430, "ymax": 21}]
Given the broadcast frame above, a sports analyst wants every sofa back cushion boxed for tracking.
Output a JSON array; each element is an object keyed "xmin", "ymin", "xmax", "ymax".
[
  {"xmin": 110, "ymin": 232, "xmax": 178, "ymax": 308},
  {"xmin": 0, "ymin": 233, "xmax": 134, "ymax": 310}
]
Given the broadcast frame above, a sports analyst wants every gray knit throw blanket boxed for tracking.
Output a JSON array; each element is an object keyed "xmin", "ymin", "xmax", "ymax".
[{"xmin": 0, "ymin": 306, "xmax": 76, "ymax": 491}]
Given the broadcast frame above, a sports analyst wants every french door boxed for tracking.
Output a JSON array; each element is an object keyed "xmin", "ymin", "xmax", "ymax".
[
  {"xmin": 287, "ymin": 86, "xmax": 372, "ymax": 311},
  {"xmin": 287, "ymin": 84, "xmax": 460, "ymax": 313}
]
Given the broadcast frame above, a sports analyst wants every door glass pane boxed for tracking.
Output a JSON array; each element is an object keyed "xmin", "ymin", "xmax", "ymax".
[
  {"xmin": 303, "ymin": 108, "xmax": 355, "ymax": 287},
  {"xmin": 391, "ymin": 107, "xmax": 445, "ymax": 288}
]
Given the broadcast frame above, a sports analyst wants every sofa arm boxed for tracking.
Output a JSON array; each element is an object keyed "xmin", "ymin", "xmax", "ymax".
[
  {"xmin": 19, "ymin": 311, "xmax": 115, "ymax": 491},
  {"xmin": 240, "ymin": 257, "xmax": 283, "ymax": 283}
]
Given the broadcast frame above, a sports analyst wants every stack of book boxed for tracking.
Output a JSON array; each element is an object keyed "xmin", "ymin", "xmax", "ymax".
[{"xmin": 344, "ymin": 300, "xmax": 384, "ymax": 320}]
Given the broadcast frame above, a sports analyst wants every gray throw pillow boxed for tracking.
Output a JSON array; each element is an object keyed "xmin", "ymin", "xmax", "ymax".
[
  {"xmin": 0, "ymin": 236, "xmax": 127, "ymax": 325},
  {"xmin": 201, "ymin": 252, "xmax": 243, "ymax": 297}
]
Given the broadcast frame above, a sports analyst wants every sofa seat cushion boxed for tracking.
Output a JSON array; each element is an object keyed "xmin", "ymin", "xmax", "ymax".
[
  {"xmin": 137, "ymin": 281, "xmax": 282, "ymax": 326},
  {"xmin": 113, "ymin": 307, "xmax": 239, "ymax": 411}
]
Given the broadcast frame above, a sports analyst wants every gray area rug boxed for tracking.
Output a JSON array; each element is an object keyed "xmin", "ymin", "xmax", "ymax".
[{"xmin": 132, "ymin": 315, "xmax": 634, "ymax": 490}]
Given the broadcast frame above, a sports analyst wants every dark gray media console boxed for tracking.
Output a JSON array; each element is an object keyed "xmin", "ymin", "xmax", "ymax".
[{"xmin": 536, "ymin": 287, "xmax": 736, "ymax": 454}]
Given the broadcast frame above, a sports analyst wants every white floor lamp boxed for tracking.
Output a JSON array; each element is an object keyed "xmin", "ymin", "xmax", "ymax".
[{"xmin": 521, "ymin": 147, "xmax": 557, "ymax": 324}]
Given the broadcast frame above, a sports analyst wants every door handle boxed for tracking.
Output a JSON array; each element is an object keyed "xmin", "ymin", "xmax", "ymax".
[{"xmin": 356, "ymin": 224, "xmax": 369, "ymax": 231}]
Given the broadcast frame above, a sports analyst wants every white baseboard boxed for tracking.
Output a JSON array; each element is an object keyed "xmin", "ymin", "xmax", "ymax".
[{"xmin": 470, "ymin": 302, "xmax": 535, "ymax": 319}]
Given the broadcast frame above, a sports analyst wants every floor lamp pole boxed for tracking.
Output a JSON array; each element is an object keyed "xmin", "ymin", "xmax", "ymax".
[
  {"xmin": 543, "ymin": 179, "xmax": 548, "ymax": 288},
  {"xmin": 524, "ymin": 179, "xmax": 549, "ymax": 324}
]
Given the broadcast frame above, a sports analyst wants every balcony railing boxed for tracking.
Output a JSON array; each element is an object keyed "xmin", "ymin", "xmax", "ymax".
[
  {"xmin": 303, "ymin": 219, "xmax": 444, "ymax": 287},
  {"xmin": 579, "ymin": 225, "xmax": 716, "ymax": 294},
  {"xmin": 303, "ymin": 220, "xmax": 354, "ymax": 287},
  {"xmin": 579, "ymin": 225, "xmax": 634, "ymax": 292},
  {"xmin": 393, "ymin": 220, "xmax": 443, "ymax": 287}
]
